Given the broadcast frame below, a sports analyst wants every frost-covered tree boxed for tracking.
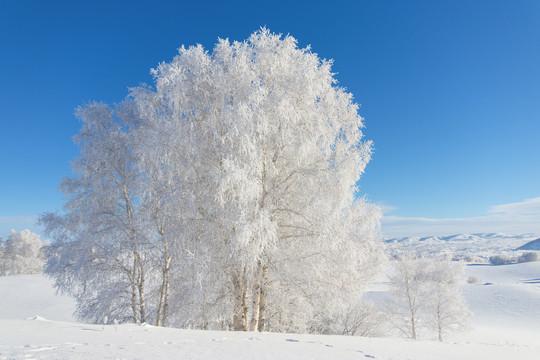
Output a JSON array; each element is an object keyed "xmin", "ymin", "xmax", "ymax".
[
  {"xmin": 389, "ymin": 257, "xmax": 428, "ymax": 339},
  {"xmin": 40, "ymin": 103, "xmax": 151, "ymax": 324},
  {"xmin": 0, "ymin": 229, "xmax": 45, "ymax": 276},
  {"xmin": 130, "ymin": 28, "xmax": 383, "ymax": 332},
  {"xmin": 424, "ymin": 260, "xmax": 471, "ymax": 341},
  {"xmin": 317, "ymin": 300, "xmax": 388, "ymax": 337},
  {"xmin": 389, "ymin": 257, "xmax": 471, "ymax": 341},
  {"xmin": 42, "ymin": 28, "xmax": 383, "ymax": 332}
]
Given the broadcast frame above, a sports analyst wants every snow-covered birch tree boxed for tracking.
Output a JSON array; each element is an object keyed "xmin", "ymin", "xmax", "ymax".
[
  {"xmin": 42, "ymin": 28, "xmax": 384, "ymax": 332},
  {"xmin": 40, "ymin": 103, "xmax": 150, "ymax": 324},
  {"xmin": 424, "ymin": 260, "xmax": 471, "ymax": 341},
  {"xmin": 389, "ymin": 257, "xmax": 471, "ymax": 340},
  {"xmin": 131, "ymin": 28, "xmax": 384, "ymax": 332},
  {"xmin": 388, "ymin": 257, "xmax": 428, "ymax": 339}
]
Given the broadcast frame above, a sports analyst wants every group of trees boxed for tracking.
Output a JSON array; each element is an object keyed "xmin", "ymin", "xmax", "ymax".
[
  {"xmin": 40, "ymin": 29, "xmax": 385, "ymax": 333},
  {"xmin": 388, "ymin": 257, "xmax": 471, "ymax": 341},
  {"xmin": 0, "ymin": 229, "xmax": 45, "ymax": 276}
]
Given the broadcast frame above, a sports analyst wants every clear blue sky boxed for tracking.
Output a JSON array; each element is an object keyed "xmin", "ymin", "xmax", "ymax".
[{"xmin": 1, "ymin": 0, "xmax": 539, "ymax": 239}]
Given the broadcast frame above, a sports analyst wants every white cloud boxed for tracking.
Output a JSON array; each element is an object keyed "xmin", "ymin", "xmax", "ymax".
[
  {"xmin": 487, "ymin": 197, "xmax": 540, "ymax": 215},
  {"xmin": 382, "ymin": 197, "xmax": 540, "ymax": 239},
  {"xmin": 375, "ymin": 202, "xmax": 398, "ymax": 214}
]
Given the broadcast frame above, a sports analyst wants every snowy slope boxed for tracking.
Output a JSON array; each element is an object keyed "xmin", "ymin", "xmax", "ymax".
[
  {"xmin": 459, "ymin": 262, "xmax": 540, "ymax": 346},
  {"xmin": 517, "ymin": 238, "xmax": 540, "ymax": 250},
  {"xmin": 0, "ymin": 274, "xmax": 75, "ymax": 322},
  {"xmin": 1, "ymin": 263, "xmax": 540, "ymax": 360}
]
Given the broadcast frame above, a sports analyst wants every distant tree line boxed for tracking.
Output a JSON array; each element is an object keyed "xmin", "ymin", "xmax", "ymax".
[{"xmin": 0, "ymin": 229, "xmax": 46, "ymax": 276}]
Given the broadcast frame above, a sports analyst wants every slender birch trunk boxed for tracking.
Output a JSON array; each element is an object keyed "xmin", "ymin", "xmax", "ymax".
[
  {"xmin": 155, "ymin": 224, "xmax": 171, "ymax": 327},
  {"xmin": 436, "ymin": 289, "xmax": 443, "ymax": 341},
  {"xmin": 257, "ymin": 264, "xmax": 268, "ymax": 332},
  {"xmin": 249, "ymin": 283, "xmax": 261, "ymax": 331},
  {"xmin": 137, "ymin": 253, "xmax": 147, "ymax": 323},
  {"xmin": 410, "ymin": 314, "xmax": 417, "ymax": 339},
  {"xmin": 122, "ymin": 178, "xmax": 147, "ymax": 325},
  {"xmin": 233, "ymin": 268, "xmax": 249, "ymax": 331},
  {"xmin": 156, "ymin": 253, "xmax": 171, "ymax": 326},
  {"xmin": 131, "ymin": 257, "xmax": 139, "ymax": 324},
  {"xmin": 233, "ymin": 271, "xmax": 243, "ymax": 330},
  {"xmin": 162, "ymin": 281, "xmax": 170, "ymax": 326},
  {"xmin": 241, "ymin": 286, "xmax": 249, "ymax": 331}
]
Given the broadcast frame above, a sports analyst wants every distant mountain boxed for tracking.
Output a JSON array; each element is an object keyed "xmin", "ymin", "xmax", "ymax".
[
  {"xmin": 385, "ymin": 233, "xmax": 535, "ymax": 243},
  {"xmin": 384, "ymin": 233, "xmax": 540, "ymax": 261}
]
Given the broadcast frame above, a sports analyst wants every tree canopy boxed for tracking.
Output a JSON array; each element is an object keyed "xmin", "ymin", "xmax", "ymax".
[{"xmin": 41, "ymin": 28, "xmax": 383, "ymax": 333}]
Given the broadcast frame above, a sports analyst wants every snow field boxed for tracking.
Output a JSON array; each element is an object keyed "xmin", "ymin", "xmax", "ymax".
[
  {"xmin": 461, "ymin": 262, "xmax": 540, "ymax": 338},
  {"xmin": 1, "ymin": 261, "xmax": 539, "ymax": 359},
  {"xmin": 0, "ymin": 316, "xmax": 538, "ymax": 360}
]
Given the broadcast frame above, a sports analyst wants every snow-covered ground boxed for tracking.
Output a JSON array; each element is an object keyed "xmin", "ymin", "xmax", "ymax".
[
  {"xmin": 1, "ymin": 235, "xmax": 539, "ymax": 359},
  {"xmin": 458, "ymin": 262, "xmax": 540, "ymax": 345},
  {"xmin": 0, "ymin": 274, "xmax": 75, "ymax": 323}
]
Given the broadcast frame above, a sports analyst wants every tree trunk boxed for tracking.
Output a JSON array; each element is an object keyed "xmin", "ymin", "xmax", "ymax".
[
  {"xmin": 161, "ymin": 254, "xmax": 171, "ymax": 327},
  {"xmin": 437, "ymin": 283, "xmax": 443, "ymax": 342},
  {"xmin": 257, "ymin": 264, "xmax": 268, "ymax": 332},
  {"xmin": 131, "ymin": 257, "xmax": 139, "ymax": 324},
  {"xmin": 156, "ymin": 253, "xmax": 171, "ymax": 327},
  {"xmin": 233, "ymin": 269, "xmax": 249, "ymax": 331},
  {"xmin": 241, "ymin": 285, "xmax": 249, "ymax": 331},
  {"xmin": 233, "ymin": 271, "xmax": 243, "ymax": 330},
  {"xmin": 249, "ymin": 284, "xmax": 261, "ymax": 331},
  {"xmin": 411, "ymin": 316, "xmax": 416, "ymax": 339},
  {"xmin": 437, "ymin": 299, "xmax": 443, "ymax": 341},
  {"xmin": 137, "ymin": 253, "xmax": 147, "ymax": 324}
]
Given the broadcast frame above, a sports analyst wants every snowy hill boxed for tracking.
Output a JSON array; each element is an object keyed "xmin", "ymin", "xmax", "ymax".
[
  {"xmin": 517, "ymin": 238, "xmax": 540, "ymax": 250},
  {"xmin": 1, "ymin": 262, "xmax": 540, "ymax": 359},
  {"xmin": 385, "ymin": 233, "xmax": 540, "ymax": 261},
  {"xmin": 0, "ymin": 274, "xmax": 75, "ymax": 322}
]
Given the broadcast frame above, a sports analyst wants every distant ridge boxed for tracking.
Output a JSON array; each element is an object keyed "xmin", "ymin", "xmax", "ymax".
[
  {"xmin": 385, "ymin": 233, "xmax": 537, "ymax": 243},
  {"xmin": 516, "ymin": 238, "xmax": 540, "ymax": 251},
  {"xmin": 383, "ymin": 233, "xmax": 540, "ymax": 260}
]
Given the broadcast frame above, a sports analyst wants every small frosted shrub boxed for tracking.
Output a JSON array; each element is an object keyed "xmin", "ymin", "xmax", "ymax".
[
  {"xmin": 454, "ymin": 255, "xmax": 488, "ymax": 264},
  {"xmin": 517, "ymin": 252, "xmax": 540, "ymax": 263},
  {"xmin": 489, "ymin": 255, "xmax": 514, "ymax": 265}
]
